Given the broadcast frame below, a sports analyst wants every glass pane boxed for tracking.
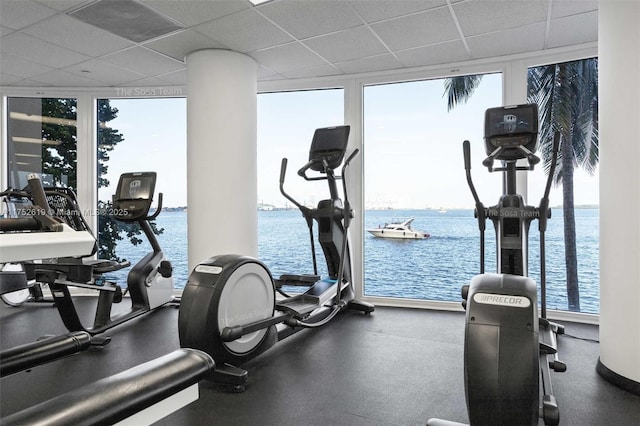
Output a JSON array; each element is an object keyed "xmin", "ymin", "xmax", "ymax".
[
  {"xmin": 527, "ymin": 57, "xmax": 599, "ymax": 314},
  {"xmin": 257, "ymin": 89, "xmax": 344, "ymax": 279},
  {"xmin": 363, "ymin": 73, "xmax": 503, "ymax": 301},
  {"xmin": 7, "ymin": 97, "xmax": 77, "ymax": 189},
  {"xmin": 96, "ymin": 98, "xmax": 187, "ymax": 288}
]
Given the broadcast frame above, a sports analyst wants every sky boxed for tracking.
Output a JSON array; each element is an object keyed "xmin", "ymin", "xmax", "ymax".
[
  {"xmin": 98, "ymin": 98, "xmax": 187, "ymax": 207},
  {"xmin": 98, "ymin": 78, "xmax": 599, "ymax": 209}
]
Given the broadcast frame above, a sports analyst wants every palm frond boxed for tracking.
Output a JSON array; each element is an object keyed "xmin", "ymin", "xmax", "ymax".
[
  {"xmin": 443, "ymin": 75, "xmax": 484, "ymax": 111},
  {"xmin": 528, "ymin": 58, "xmax": 599, "ymax": 183}
]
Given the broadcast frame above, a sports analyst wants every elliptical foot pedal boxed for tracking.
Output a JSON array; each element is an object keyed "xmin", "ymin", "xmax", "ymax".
[
  {"xmin": 208, "ymin": 363, "xmax": 248, "ymax": 393},
  {"xmin": 347, "ymin": 300, "xmax": 375, "ymax": 314},
  {"xmin": 89, "ymin": 335, "xmax": 111, "ymax": 350},
  {"xmin": 277, "ymin": 274, "xmax": 320, "ymax": 286},
  {"xmin": 550, "ymin": 359, "xmax": 567, "ymax": 372}
]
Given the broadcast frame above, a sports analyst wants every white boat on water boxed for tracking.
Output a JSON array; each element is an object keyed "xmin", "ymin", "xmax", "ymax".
[{"xmin": 366, "ymin": 218, "xmax": 430, "ymax": 239}]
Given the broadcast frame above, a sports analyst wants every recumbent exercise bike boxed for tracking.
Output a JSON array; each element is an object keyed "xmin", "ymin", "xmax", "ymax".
[
  {"xmin": 14, "ymin": 172, "xmax": 174, "ymax": 345},
  {"xmin": 178, "ymin": 125, "xmax": 375, "ymax": 388}
]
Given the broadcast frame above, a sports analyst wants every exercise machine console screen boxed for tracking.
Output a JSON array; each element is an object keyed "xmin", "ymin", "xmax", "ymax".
[
  {"xmin": 484, "ymin": 104, "xmax": 538, "ymax": 160},
  {"xmin": 112, "ymin": 172, "xmax": 157, "ymax": 221},
  {"xmin": 308, "ymin": 125, "xmax": 350, "ymax": 171}
]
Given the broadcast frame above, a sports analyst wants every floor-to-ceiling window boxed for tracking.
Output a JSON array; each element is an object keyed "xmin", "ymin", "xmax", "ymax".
[
  {"xmin": 2, "ymin": 50, "xmax": 599, "ymax": 315},
  {"xmin": 363, "ymin": 73, "xmax": 503, "ymax": 302},
  {"xmin": 256, "ymin": 88, "xmax": 344, "ymax": 280},
  {"xmin": 6, "ymin": 97, "xmax": 77, "ymax": 189},
  {"xmin": 96, "ymin": 97, "xmax": 187, "ymax": 288},
  {"xmin": 527, "ymin": 57, "xmax": 599, "ymax": 314}
]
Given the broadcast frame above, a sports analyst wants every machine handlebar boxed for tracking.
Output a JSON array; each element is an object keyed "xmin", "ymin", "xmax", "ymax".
[
  {"xmin": 542, "ymin": 132, "xmax": 561, "ymax": 204},
  {"xmin": 146, "ymin": 193, "xmax": 163, "ymax": 220},
  {"xmin": 463, "ymin": 140, "xmax": 472, "ymax": 171},
  {"xmin": 279, "ymin": 158, "xmax": 305, "ymax": 211},
  {"xmin": 538, "ymin": 132, "xmax": 561, "ymax": 232},
  {"xmin": 343, "ymin": 148, "xmax": 359, "ymax": 169},
  {"xmin": 280, "ymin": 158, "xmax": 288, "ymax": 185},
  {"xmin": 463, "ymin": 141, "xmax": 483, "ymax": 209},
  {"xmin": 0, "ymin": 174, "xmax": 63, "ymax": 233}
]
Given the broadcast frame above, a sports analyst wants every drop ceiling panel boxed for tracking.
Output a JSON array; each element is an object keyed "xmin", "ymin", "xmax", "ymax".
[
  {"xmin": 154, "ymin": 69, "xmax": 186, "ymax": 85},
  {"xmin": 370, "ymin": 7, "xmax": 459, "ymax": 51},
  {"xmin": 119, "ymin": 75, "xmax": 169, "ymax": 87},
  {"xmin": 144, "ymin": 29, "xmax": 226, "ymax": 62},
  {"xmin": 30, "ymin": 68, "xmax": 103, "ymax": 86},
  {"xmin": 22, "ymin": 14, "xmax": 134, "ymax": 57},
  {"xmin": 139, "ymin": 0, "xmax": 250, "ymax": 26},
  {"xmin": 194, "ymin": 9, "xmax": 292, "ymax": 53},
  {"xmin": 453, "ymin": 0, "xmax": 548, "ymax": 36},
  {"xmin": 0, "ymin": 73, "xmax": 23, "ymax": 85},
  {"xmin": 350, "ymin": 0, "xmax": 447, "ymax": 24},
  {"xmin": 100, "ymin": 46, "xmax": 184, "ymax": 76},
  {"xmin": 250, "ymin": 42, "xmax": 329, "ymax": 74},
  {"xmin": 0, "ymin": 0, "xmax": 57, "ymax": 30},
  {"xmin": 550, "ymin": 0, "xmax": 598, "ymax": 19},
  {"xmin": 396, "ymin": 39, "xmax": 469, "ymax": 68},
  {"xmin": 258, "ymin": 0, "xmax": 363, "ymax": 39},
  {"xmin": 283, "ymin": 64, "xmax": 342, "ymax": 79},
  {"xmin": 0, "ymin": 32, "xmax": 91, "ymax": 68},
  {"xmin": 0, "ymin": 53, "xmax": 55, "ymax": 79},
  {"xmin": 258, "ymin": 65, "xmax": 281, "ymax": 81},
  {"xmin": 336, "ymin": 53, "xmax": 403, "ymax": 75},
  {"xmin": 304, "ymin": 26, "xmax": 388, "ymax": 63},
  {"xmin": 6, "ymin": 77, "xmax": 50, "ymax": 87},
  {"xmin": 34, "ymin": 0, "xmax": 93, "ymax": 12},
  {"xmin": 547, "ymin": 11, "xmax": 598, "ymax": 49},
  {"xmin": 65, "ymin": 59, "xmax": 146, "ymax": 85},
  {"xmin": 0, "ymin": 0, "xmax": 600, "ymax": 88},
  {"xmin": 467, "ymin": 22, "xmax": 546, "ymax": 59}
]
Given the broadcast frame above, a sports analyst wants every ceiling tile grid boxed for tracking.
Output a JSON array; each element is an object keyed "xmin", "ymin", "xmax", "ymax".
[
  {"xmin": 257, "ymin": 0, "xmax": 364, "ymax": 39},
  {"xmin": 0, "ymin": 0, "xmax": 599, "ymax": 88},
  {"xmin": 21, "ymin": 13, "xmax": 135, "ymax": 57},
  {"xmin": 0, "ymin": 0, "xmax": 57, "ymax": 30},
  {"xmin": 302, "ymin": 26, "xmax": 389, "ymax": 64},
  {"xmin": 370, "ymin": 6, "xmax": 461, "ymax": 52}
]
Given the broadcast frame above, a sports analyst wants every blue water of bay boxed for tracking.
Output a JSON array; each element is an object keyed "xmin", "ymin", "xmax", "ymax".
[{"xmin": 110, "ymin": 208, "xmax": 599, "ymax": 314}]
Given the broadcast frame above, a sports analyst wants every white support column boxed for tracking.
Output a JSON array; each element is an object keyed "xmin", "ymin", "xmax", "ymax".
[
  {"xmin": 344, "ymin": 79, "xmax": 364, "ymax": 300},
  {"xmin": 76, "ymin": 93, "xmax": 98, "ymax": 234},
  {"xmin": 597, "ymin": 0, "xmax": 640, "ymax": 393},
  {"xmin": 186, "ymin": 50, "xmax": 258, "ymax": 270}
]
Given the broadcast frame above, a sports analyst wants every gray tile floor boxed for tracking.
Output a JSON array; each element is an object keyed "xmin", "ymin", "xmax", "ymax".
[{"xmin": 1, "ymin": 300, "xmax": 638, "ymax": 425}]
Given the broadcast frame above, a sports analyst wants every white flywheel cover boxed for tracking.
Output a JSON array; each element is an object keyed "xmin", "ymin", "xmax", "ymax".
[{"xmin": 218, "ymin": 262, "xmax": 274, "ymax": 354}]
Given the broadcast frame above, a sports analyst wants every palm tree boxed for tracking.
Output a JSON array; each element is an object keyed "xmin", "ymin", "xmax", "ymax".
[{"xmin": 445, "ymin": 58, "xmax": 599, "ymax": 311}]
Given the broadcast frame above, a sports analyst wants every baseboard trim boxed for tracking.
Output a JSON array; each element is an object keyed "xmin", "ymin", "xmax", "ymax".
[{"xmin": 596, "ymin": 358, "xmax": 640, "ymax": 396}]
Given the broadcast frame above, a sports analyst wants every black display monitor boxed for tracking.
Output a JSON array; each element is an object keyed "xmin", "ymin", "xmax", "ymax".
[
  {"xmin": 484, "ymin": 104, "xmax": 538, "ymax": 160},
  {"xmin": 112, "ymin": 172, "xmax": 156, "ymax": 221},
  {"xmin": 308, "ymin": 125, "xmax": 350, "ymax": 171}
]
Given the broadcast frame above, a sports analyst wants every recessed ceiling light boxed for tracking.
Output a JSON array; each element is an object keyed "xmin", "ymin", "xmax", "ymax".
[{"xmin": 249, "ymin": 0, "xmax": 273, "ymax": 5}]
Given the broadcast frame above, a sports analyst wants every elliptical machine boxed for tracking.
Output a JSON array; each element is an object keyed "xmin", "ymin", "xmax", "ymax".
[
  {"xmin": 429, "ymin": 104, "xmax": 565, "ymax": 426},
  {"xmin": 178, "ymin": 125, "xmax": 374, "ymax": 388}
]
